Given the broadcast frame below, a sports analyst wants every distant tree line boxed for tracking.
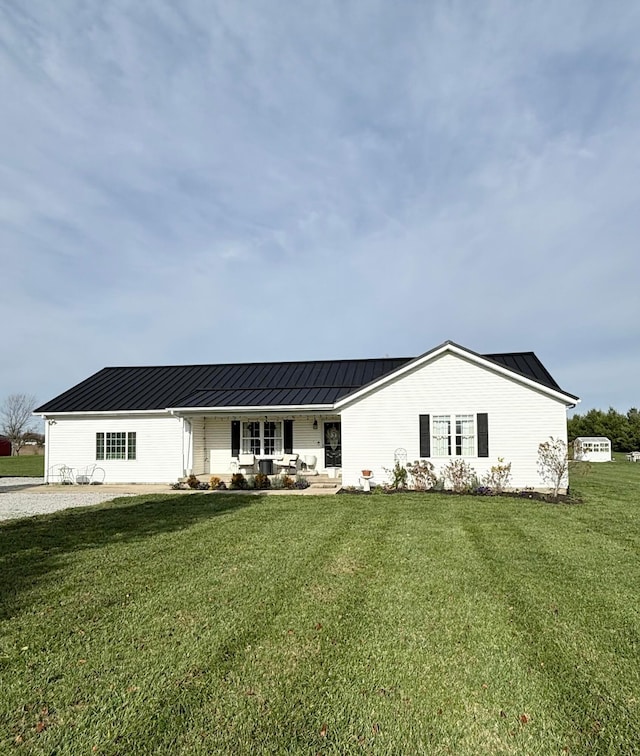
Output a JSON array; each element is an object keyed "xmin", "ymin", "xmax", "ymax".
[{"xmin": 568, "ymin": 408, "xmax": 640, "ymax": 452}]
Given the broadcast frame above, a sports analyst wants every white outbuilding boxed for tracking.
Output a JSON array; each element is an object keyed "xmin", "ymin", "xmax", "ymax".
[{"xmin": 574, "ymin": 437, "xmax": 612, "ymax": 462}]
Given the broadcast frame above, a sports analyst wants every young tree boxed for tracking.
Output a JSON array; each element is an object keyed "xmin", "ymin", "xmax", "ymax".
[
  {"xmin": 537, "ymin": 437, "xmax": 569, "ymax": 500},
  {"xmin": 0, "ymin": 393, "xmax": 36, "ymax": 456}
]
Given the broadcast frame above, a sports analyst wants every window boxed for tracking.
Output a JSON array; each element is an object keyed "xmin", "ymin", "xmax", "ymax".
[
  {"xmin": 263, "ymin": 421, "xmax": 282, "ymax": 455},
  {"xmin": 96, "ymin": 432, "xmax": 136, "ymax": 460},
  {"xmin": 241, "ymin": 421, "xmax": 282, "ymax": 456},
  {"xmin": 242, "ymin": 422, "xmax": 261, "ymax": 455},
  {"xmin": 432, "ymin": 415, "xmax": 451, "ymax": 456},
  {"xmin": 455, "ymin": 415, "xmax": 475, "ymax": 456},
  {"xmin": 432, "ymin": 414, "xmax": 475, "ymax": 457}
]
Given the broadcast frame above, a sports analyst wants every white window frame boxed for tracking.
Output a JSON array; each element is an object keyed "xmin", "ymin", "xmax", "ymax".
[
  {"xmin": 96, "ymin": 431, "xmax": 136, "ymax": 460},
  {"xmin": 241, "ymin": 421, "xmax": 283, "ymax": 457},
  {"xmin": 432, "ymin": 414, "xmax": 475, "ymax": 457}
]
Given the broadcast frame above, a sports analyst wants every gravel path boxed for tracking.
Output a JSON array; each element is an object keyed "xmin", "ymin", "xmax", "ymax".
[{"xmin": 0, "ymin": 478, "xmax": 133, "ymax": 522}]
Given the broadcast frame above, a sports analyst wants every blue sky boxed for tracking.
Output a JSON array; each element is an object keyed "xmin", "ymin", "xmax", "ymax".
[{"xmin": 1, "ymin": 1, "xmax": 638, "ymax": 415}]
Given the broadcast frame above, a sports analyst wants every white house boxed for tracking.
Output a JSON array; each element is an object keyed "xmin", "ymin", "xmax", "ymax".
[
  {"xmin": 35, "ymin": 341, "xmax": 579, "ymax": 491},
  {"xmin": 573, "ymin": 437, "xmax": 612, "ymax": 463}
]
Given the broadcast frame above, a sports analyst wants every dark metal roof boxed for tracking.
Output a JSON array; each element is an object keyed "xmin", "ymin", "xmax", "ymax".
[
  {"xmin": 483, "ymin": 352, "xmax": 563, "ymax": 391},
  {"xmin": 35, "ymin": 358, "xmax": 412, "ymax": 413},
  {"xmin": 35, "ymin": 347, "xmax": 575, "ymax": 414}
]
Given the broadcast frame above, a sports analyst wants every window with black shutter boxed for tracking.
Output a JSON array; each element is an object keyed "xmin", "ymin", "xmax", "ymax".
[
  {"xmin": 419, "ymin": 414, "xmax": 430, "ymax": 457},
  {"xmin": 231, "ymin": 421, "xmax": 240, "ymax": 457}
]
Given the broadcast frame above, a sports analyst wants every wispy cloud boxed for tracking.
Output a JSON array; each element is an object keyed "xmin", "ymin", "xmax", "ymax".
[{"xmin": 1, "ymin": 0, "xmax": 639, "ymax": 412}]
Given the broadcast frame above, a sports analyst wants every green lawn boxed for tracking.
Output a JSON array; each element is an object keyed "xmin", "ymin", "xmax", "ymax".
[
  {"xmin": 1, "ymin": 462, "xmax": 639, "ymax": 754},
  {"xmin": 0, "ymin": 454, "xmax": 44, "ymax": 477}
]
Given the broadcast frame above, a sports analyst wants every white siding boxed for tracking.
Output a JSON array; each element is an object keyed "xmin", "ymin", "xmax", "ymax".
[
  {"xmin": 46, "ymin": 414, "xmax": 184, "ymax": 483},
  {"xmin": 200, "ymin": 416, "xmax": 330, "ymax": 475},
  {"xmin": 208, "ymin": 418, "xmax": 236, "ymax": 475},
  {"xmin": 340, "ymin": 352, "xmax": 570, "ymax": 491}
]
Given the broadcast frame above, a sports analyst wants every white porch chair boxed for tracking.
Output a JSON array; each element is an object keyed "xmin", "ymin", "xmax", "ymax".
[
  {"xmin": 237, "ymin": 454, "xmax": 256, "ymax": 474},
  {"xmin": 274, "ymin": 453, "xmax": 299, "ymax": 476},
  {"xmin": 75, "ymin": 464, "xmax": 106, "ymax": 484}
]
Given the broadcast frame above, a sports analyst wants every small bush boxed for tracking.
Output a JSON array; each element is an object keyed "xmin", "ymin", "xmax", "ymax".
[
  {"xmin": 282, "ymin": 474, "xmax": 295, "ymax": 489},
  {"xmin": 537, "ymin": 438, "xmax": 569, "ymax": 500},
  {"xmin": 230, "ymin": 473, "xmax": 248, "ymax": 490},
  {"xmin": 186, "ymin": 474, "xmax": 200, "ymax": 489},
  {"xmin": 442, "ymin": 459, "xmax": 477, "ymax": 493},
  {"xmin": 254, "ymin": 472, "xmax": 271, "ymax": 489},
  {"xmin": 170, "ymin": 481, "xmax": 188, "ymax": 490},
  {"xmin": 406, "ymin": 459, "xmax": 437, "ymax": 491},
  {"xmin": 210, "ymin": 476, "xmax": 222, "ymax": 490},
  {"xmin": 294, "ymin": 474, "xmax": 310, "ymax": 489},
  {"xmin": 270, "ymin": 474, "xmax": 284, "ymax": 489},
  {"xmin": 482, "ymin": 458, "xmax": 512, "ymax": 493},
  {"xmin": 384, "ymin": 461, "xmax": 408, "ymax": 490}
]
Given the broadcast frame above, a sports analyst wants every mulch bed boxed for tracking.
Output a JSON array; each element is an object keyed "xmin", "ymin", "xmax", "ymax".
[{"xmin": 337, "ymin": 487, "xmax": 581, "ymax": 504}]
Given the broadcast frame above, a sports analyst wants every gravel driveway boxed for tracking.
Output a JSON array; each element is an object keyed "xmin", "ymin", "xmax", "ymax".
[{"xmin": 0, "ymin": 477, "xmax": 135, "ymax": 522}]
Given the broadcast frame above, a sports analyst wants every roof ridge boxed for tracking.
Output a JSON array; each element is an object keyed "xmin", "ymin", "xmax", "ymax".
[{"xmin": 100, "ymin": 356, "xmax": 413, "ymax": 370}]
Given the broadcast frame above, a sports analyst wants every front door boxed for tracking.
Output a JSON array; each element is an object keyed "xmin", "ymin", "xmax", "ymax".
[{"xmin": 324, "ymin": 422, "xmax": 342, "ymax": 468}]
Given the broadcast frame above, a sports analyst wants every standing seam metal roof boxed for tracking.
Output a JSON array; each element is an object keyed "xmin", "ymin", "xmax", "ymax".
[{"xmin": 35, "ymin": 350, "xmax": 573, "ymax": 413}]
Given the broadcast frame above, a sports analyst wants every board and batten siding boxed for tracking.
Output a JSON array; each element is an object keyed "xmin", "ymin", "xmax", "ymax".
[
  {"xmin": 340, "ymin": 352, "xmax": 570, "ymax": 490},
  {"xmin": 46, "ymin": 414, "xmax": 185, "ymax": 483}
]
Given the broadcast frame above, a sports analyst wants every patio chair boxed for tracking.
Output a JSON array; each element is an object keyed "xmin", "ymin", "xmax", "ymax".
[
  {"xmin": 274, "ymin": 453, "xmax": 299, "ymax": 476},
  {"xmin": 238, "ymin": 454, "xmax": 256, "ymax": 474},
  {"xmin": 75, "ymin": 464, "xmax": 106, "ymax": 484},
  {"xmin": 75, "ymin": 464, "xmax": 96, "ymax": 485}
]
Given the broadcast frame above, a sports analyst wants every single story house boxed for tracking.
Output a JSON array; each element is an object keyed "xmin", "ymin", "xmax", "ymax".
[
  {"xmin": 35, "ymin": 341, "xmax": 579, "ymax": 490},
  {"xmin": 573, "ymin": 436, "xmax": 612, "ymax": 462}
]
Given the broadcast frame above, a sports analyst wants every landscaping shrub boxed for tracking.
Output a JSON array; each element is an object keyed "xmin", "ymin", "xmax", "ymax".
[
  {"xmin": 294, "ymin": 474, "xmax": 310, "ymax": 489},
  {"xmin": 406, "ymin": 459, "xmax": 437, "ymax": 490},
  {"xmin": 537, "ymin": 437, "xmax": 569, "ymax": 500},
  {"xmin": 282, "ymin": 475, "xmax": 295, "ymax": 489},
  {"xmin": 384, "ymin": 460, "xmax": 408, "ymax": 489},
  {"xmin": 482, "ymin": 457, "xmax": 512, "ymax": 493},
  {"xmin": 254, "ymin": 472, "xmax": 271, "ymax": 489},
  {"xmin": 230, "ymin": 472, "xmax": 248, "ymax": 490},
  {"xmin": 442, "ymin": 459, "xmax": 477, "ymax": 493}
]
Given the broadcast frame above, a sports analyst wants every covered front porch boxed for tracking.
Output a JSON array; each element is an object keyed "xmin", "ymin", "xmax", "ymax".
[{"xmin": 182, "ymin": 412, "xmax": 343, "ymax": 479}]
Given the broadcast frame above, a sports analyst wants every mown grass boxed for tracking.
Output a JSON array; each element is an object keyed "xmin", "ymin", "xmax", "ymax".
[
  {"xmin": 1, "ymin": 461, "xmax": 639, "ymax": 754},
  {"xmin": 0, "ymin": 455, "xmax": 44, "ymax": 477}
]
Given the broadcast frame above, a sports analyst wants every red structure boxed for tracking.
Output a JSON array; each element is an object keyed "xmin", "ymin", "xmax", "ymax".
[{"xmin": 0, "ymin": 436, "xmax": 11, "ymax": 456}]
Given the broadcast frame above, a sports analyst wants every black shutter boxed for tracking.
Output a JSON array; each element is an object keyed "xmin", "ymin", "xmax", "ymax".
[
  {"xmin": 419, "ymin": 414, "xmax": 430, "ymax": 457},
  {"xmin": 477, "ymin": 413, "xmax": 489, "ymax": 457},
  {"xmin": 283, "ymin": 420, "xmax": 293, "ymax": 454},
  {"xmin": 231, "ymin": 420, "xmax": 240, "ymax": 457}
]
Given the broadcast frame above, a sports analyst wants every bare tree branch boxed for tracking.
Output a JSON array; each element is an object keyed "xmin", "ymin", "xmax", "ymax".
[{"xmin": 0, "ymin": 393, "xmax": 37, "ymax": 456}]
